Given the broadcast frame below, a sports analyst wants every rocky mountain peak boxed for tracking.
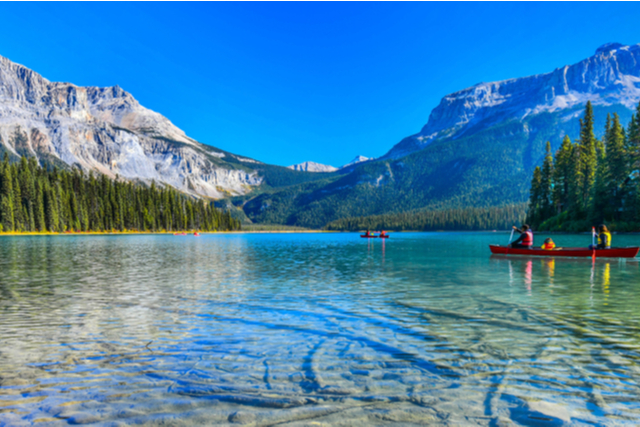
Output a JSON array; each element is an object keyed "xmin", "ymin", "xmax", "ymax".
[
  {"xmin": 341, "ymin": 155, "xmax": 370, "ymax": 169},
  {"xmin": 0, "ymin": 54, "xmax": 263, "ymax": 199},
  {"xmin": 288, "ymin": 161, "xmax": 337, "ymax": 173},
  {"xmin": 385, "ymin": 43, "xmax": 640, "ymax": 159},
  {"xmin": 596, "ymin": 42, "xmax": 624, "ymax": 54}
]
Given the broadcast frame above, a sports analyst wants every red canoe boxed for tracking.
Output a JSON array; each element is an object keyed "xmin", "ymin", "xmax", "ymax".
[
  {"xmin": 360, "ymin": 235, "xmax": 390, "ymax": 238},
  {"xmin": 489, "ymin": 245, "xmax": 639, "ymax": 258}
]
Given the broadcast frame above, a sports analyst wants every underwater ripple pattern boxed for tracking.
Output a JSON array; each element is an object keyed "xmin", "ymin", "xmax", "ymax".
[{"xmin": 1, "ymin": 232, "xmax": 640, "ymax": 425}]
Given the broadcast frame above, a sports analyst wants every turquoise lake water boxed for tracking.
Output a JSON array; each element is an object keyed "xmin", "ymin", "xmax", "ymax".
[{"xmin": 1, "ymin": 232, "xmax": 640, "ymax": 426}]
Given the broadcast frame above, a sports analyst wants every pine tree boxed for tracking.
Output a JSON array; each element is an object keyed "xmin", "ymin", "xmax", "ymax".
[
  {"xmin": 0, "ymin": 155, "xmax": 15, "ymax": 231},
  {"xmin": 606, "ymin": 113, "xmax": 628, "ymax": 218},
  {"xmin": 552, "ymin": 135, "xmax": 573, "ymax": 213},
  {"xmin": 577, "ymin": 101, "xmax": 598, "ymax": 214},
  {"xmin": 627, "ymin": 103, "xmax": 640, "ymax": 215},
  {"xmin": 34, "ymin": 179, "xmax": 46, "ymax": 231},
  {"xmin": 0, "ymin": 154, "xmax": 238, "ymax": 234},
  {"xmin": 591, "ymin": 123, "xmax": 609, "ymax": 223},
  {"xmin": 539, "ymin": 141, "xmax": 554, "ymax": 220},
  {"xmin": 528, "ymin": 172, "xmax": 543, "ymax": 225},
  {"xmin": 44, "ymin": 181, "xmax": 58, "ymax": 232}
]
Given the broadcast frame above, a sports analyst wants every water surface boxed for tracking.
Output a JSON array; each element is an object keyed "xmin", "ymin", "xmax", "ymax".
[{"xmin": 1, "ymin": 232, "xmax": 640, "ymax": 426}]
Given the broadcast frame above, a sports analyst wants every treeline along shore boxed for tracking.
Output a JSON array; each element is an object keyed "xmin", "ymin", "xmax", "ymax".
[
  {"xmin": 528, "ymin": 101, "xmax": 640, "ymax": 232},
  {"xmin": 325, "ymin": 204, "xmax": 527, "ymax": 231},
  {"xmin": 0, "ymin": 154, "xmax": 241, "ymax": 233}
]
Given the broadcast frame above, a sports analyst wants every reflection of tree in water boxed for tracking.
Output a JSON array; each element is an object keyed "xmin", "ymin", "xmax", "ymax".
[{"xmin": 3, "ymin": 238, "xmax": 640, "ymax": 425}]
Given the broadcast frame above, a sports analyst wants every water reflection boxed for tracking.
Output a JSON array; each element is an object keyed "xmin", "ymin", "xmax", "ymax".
[
  {"xmin": 490, "ymin": 255, "xmax": 625, "ymax": 306},
  {"xmin": 1, "ymin": 233, "xmax": 640, "ymax": 425}
]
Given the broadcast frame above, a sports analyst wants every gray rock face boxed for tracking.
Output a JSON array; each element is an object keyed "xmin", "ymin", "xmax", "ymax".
[
  {"xmin": 341, "ymin": 155, "xmax": 370, "ymax": 169},
  {"xmin": 387, "ymin": 43, "xmax": 640, "ymax": 158},
  {"xmin": 0, "ymin": 55, "xmax": 262, "ymax": 198},
  {"xmin": 288, "ymin": 156, "xmax": 372, "ymax": 172},
  {"xmin": 287, "ymin": 161, "xmax": 337, "ymax": 172}
]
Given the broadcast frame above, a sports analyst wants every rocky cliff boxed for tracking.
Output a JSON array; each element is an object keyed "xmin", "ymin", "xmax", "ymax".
[
  {"xmin": 0, "ymin": 55, "xmax": 264, "ymax": 198},
  {"xmin": 386, "ymin": 43, "xmax": 640, "ymax": 158},
  {"xmin": 240, "ymin": 43, "xmax": 640, "ymax": 228},
  {"xmin": 288, "ymin": 161, "xmax": 337, "ymax": 172}
]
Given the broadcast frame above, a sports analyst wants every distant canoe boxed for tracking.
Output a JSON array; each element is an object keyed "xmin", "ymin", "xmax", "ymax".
[
  {"xmin": 489, "ymin": 245, "xmax": 639, "ymax": 258},
  {"xmin": 360, "ymin": 234, "xmax": 390, "ymax": 239}
]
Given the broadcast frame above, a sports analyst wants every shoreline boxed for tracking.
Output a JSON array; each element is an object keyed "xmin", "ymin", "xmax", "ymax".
[
  {"xmin": 2, "ymin": 230, "xmax": 640, "ymax": 236},
  {"xmin": 0, "ymin": 230, "xmax": 330, "ymax": 236}
]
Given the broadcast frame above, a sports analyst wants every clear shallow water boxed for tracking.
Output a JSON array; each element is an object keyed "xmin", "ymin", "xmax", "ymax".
[{"xmin": 1, "ymin": 232, "xmax": 640, "ymax": 426}]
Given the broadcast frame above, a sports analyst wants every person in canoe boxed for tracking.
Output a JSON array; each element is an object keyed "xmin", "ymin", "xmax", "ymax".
[
  {"xmin": 542, "ymin": 237, "xmax": 556, "ymax": 250},
  {"xmin": 379, "ymin": 230, "xmax": 388, "ymax": 238},
  {"xmin": 590, "ymin": 224, "xmax": 612, "ymax": 250},
  {"xmin": 363, "ymin": 229, "xmax": 373, "ymax": 237},
  {"xmin": 509, "ymin": 224, "xmax": 533, "ymax": 249}
]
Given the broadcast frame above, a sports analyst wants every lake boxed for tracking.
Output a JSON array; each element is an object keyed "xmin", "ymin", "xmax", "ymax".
[{"xmin": 1, "ymin": 232, "xmax": 640, "ymax": 426}]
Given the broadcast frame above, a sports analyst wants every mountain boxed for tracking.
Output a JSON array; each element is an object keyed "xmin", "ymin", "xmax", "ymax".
[
  {"xmin": 288, "ymin": 161, "xmax": 337, "ymax": 172},
  {"xmin": 239, "ymin": 43, "xmax": 640, "ymax": 228},
  {"xmin": 287, "ymin": 156, "xmax": 371, "ymax": 173},
  {"xmin": 386, "ymin": 42, "xmax": 640, "ymax": 159},
  {"xmin": 5, "ymin": 44, "xmax": 638, "ymax": 229},
  {"xmin": 341, "ymin": 155, "xmax": 371, "ymax": 169},
  {"xmin": 0, "ymin": 54, "xmax": 326, "ymax": 199}
]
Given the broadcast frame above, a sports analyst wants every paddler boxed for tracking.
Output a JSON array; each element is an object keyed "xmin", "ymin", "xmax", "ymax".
[
  {"xmin": 590, "ymin": 224, "xmax": 612, "ymax": 250},
  {"xmin": 364, "ymin": 229, "xmax": 372, "ymax": 237},
  {"xmin": 509, "ymin": 224, "xmax": 533, "ymax": 249},
  {"xmin": 379, "ymin": 230, "xmax": 388, "ymax": 237}
]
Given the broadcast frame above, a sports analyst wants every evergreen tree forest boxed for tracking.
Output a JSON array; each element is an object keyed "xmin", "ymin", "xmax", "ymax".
[
  {"xmin": 527, "ymin": 101, "xmax": 640, "ymax": 231},
  {"xmin": 325, "ymin": 204, "xmax": 527, "ymax": 232},
  {"xmin": 0, "ymin": 154, "xmax": 241, "ymax": 233}
]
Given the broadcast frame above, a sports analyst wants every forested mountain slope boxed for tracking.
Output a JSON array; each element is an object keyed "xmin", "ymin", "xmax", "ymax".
[
  {"xmin": 241, "ymin": 43, "xmax": 640, "ymax": 228},
  {"xmin": 0, "ymin": 54, "xmax": 332, "ymax": 200}
]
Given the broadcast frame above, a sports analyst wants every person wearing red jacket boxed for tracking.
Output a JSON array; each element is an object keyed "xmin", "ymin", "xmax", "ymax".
[{"xmin": 509, "ymin": 224, "xmax": 533, "ymax": 249}]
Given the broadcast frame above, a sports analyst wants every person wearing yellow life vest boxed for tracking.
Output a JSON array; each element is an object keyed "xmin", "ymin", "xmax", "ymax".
[
  {"xmin": 542, "ymin": 238, "xmax": 556, "ymax": 250},
  {"xmin": 590, "ymin": 224, "xmax": 612, "ymax": 250}
]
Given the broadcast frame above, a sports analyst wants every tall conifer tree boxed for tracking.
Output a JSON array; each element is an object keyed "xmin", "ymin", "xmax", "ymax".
[
  {"xmin": 539, "ymin": 141, "xmax": 554, "ymax": 220},
  {"xmin": 527, "ymin": 166, "xmax": 542, "ymax": 226},
  {"xmin": 577, "ymin": 101, "xmax": 597, "ymax": 214}
]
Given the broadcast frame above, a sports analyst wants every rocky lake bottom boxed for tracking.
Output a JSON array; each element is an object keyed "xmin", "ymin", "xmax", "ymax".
[{"xmin": 1, "ymin": 232, "xmax": 640, "ymax": 426}]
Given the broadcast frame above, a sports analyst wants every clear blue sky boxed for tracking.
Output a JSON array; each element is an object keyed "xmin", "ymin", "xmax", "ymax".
[{"xmin": 1, "ymin": 2, "xmax": 639, "ymax": 167}]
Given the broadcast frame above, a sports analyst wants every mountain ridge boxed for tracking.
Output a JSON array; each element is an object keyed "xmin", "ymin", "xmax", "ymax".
[
  {"xmin": 0, "ymin": 54, "xmax": 321, "ymax": 199},
  {"xmin": 2, "ymin": 44, "xmax": 640, "ymax": 228},
  {"xmin": 385, "ymin": 43, "xmax": 640, "ymax": 159},
  {"xmin": 239, "ymin": 43, "xmax": 640, "ymax": 227},
  {"xmin": 288, "ymin": 161, "xmax": 337, "ymax": 173}
]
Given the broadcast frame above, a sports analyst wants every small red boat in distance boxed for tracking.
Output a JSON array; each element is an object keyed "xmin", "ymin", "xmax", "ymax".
[
  {"xmin": 489, "ymin": 245, "xmax": 639, "ymax": 258},
  {"xmin": 360, "ymin": 232, "xmax": 390, "ymax": 238}
]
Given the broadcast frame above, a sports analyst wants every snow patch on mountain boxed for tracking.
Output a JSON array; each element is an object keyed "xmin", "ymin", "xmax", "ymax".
[{"xmin": 386, "ymin": 43, "xmax": 640, "ymax": 159}]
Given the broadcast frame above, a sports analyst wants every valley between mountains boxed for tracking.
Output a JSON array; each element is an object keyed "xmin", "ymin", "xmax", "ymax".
[{"xmin": 2, "ymin": 43, "xmax": 640, "ymax": 229}]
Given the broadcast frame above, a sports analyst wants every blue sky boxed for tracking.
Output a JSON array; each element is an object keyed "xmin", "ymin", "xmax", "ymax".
[{"xmin": 1, "ymin": 2, "xmax": 640, "ymax": 167}]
